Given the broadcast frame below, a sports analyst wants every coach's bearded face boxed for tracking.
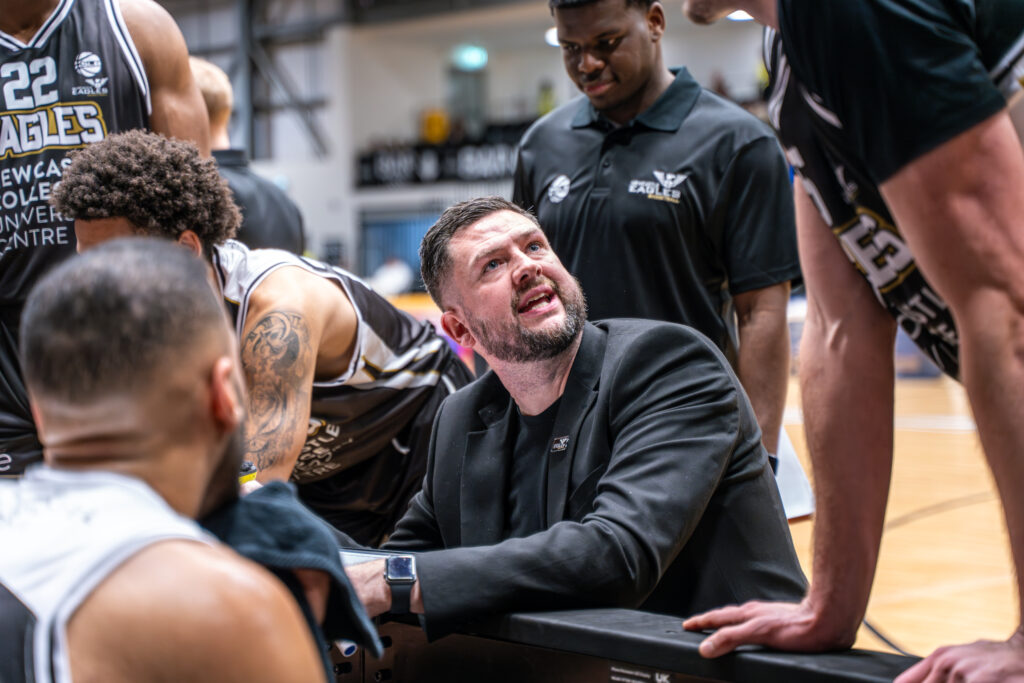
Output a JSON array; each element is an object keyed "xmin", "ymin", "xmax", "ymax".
[{"xmin": 464, "ymin": 274, "xmax": 587, "ymax": 363}]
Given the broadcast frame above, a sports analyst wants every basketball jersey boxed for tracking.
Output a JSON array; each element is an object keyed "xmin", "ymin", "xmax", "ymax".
[
  {"xmin": 213, "ymin": 240, "xmax": 461, "ymax": 483},
  {"xmin": 0, "ymin": 0, "xmax": 150, "ymax": 306},
  {"xmin": 0, "ymin": 467, "xmax": 211, "ymax": 683},
  {"xmin": 763, "ymin": 28, "xmax": 961, "ymax": 378}
]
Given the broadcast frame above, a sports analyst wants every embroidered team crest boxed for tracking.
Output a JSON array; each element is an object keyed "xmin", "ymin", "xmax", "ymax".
[
  {"xmin": 548, "ymin": 174, "xmax": 571, "ymax": 204},
  {"xmin": 551, "ymin": 436, "xmax": 570, "ymax": 452},
  {"xmin": 652, "ymin": 170, "xmax": 687, "ymax": 190},
  {"xmin": 74, "ymin": 51, "xmax": 102, "ymax": 78},
  {"xmin": 72, "ymin": 51, "xmax": 109, "ymax": 96},
  {"xmin": 627, "ymin": 169, "xmax": 688, "ymax": 204}
]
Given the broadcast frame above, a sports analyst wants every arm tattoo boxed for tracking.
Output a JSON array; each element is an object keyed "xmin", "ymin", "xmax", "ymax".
[{"xmin": 242, "ymin": 311, "xmax": 314, "ymax": 472}]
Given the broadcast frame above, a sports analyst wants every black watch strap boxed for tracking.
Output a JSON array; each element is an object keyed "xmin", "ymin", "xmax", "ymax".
[{"xmin": 389, "ymin": 581, "xmax": 412, "ymax": 615}]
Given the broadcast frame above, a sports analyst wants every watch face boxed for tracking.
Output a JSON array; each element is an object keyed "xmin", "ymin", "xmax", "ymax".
[{"xmin": 386, "ymin": 555, "xmax": 415, "ymax": 582}]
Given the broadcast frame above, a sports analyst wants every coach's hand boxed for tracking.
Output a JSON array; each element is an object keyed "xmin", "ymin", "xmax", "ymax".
[
  {"xmin": 894, "ymin": 629, "xmax": 1024, "ymax": 683},
  {"xmin": 347, "ymin": 559, "xmax": 391, "ymax": 617},
  {"xmin": 683, "ymin": 599, "xmax": 854, "ymax": 657}
]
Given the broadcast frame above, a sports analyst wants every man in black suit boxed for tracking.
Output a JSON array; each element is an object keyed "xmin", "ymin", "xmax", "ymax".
[{"xmin": 346, "ymin": 196, "xmax": 805, "ymax": 639}]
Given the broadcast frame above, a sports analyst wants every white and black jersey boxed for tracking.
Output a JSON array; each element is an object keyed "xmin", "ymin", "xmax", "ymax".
[
  {"xmin": 213, "ymin": 241, "xmax": 472, "ymax": 542},
  {"xmin": 0, "ymin": 0, "xmax": 151, "ymax": 474},
  {"xmin": 764, "ymin": 28, "xmax": 960, "ymax": 378},
  {"xmin": 0, "ymin": 468, "xmax": 211, "ymax": 683}
]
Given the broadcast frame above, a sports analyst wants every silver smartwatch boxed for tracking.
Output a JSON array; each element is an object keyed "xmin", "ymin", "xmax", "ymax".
[{"xmin": 384, "ymin": 555, "xmax": 416, "ymax": 615}]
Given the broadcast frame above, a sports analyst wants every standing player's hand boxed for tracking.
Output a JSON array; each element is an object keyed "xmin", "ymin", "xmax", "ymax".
[
  {"xmin": 682, "ymin": 599, "xmax": 854, "ymax": 657},
  {"xmin": 895, "ymin": 629, "xmax": 1024, "ymax": 683}
]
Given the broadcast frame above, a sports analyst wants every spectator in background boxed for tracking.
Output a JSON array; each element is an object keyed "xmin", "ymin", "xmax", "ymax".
[
  {"xmin": 190, "ymin": 56, "xmax": 306, "ymax": 254},
  {"xmin": 368, "ymin": 255, "xmax": 416, "ymax": 297}
]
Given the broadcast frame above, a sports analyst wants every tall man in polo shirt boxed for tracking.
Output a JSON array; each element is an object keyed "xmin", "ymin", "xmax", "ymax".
[{"xmin": 513, "ymin": 0, "xmax": 799, "ymax": 462}]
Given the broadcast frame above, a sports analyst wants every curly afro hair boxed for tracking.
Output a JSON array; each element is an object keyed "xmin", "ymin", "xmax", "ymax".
[{"xmin": 51, "ymin": 130, "xmax": 240, "ymax": 256}]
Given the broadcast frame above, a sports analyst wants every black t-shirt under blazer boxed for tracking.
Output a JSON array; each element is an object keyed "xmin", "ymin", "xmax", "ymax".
[{"xmin": 513, "ymin": 68, "xmax": 800, "ymax": 366}]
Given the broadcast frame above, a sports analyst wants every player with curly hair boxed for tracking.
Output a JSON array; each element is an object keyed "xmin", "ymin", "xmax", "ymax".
[
  {"xmin": 53, "ymin": 131, "xmax": 474, "ymax": 546},
  {"xmin": 54, "ymin": 130, "xmax": 238, "ymax": 257}
]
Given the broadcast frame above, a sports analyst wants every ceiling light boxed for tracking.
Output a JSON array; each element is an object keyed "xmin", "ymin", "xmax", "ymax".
[
  {"xmin": 452, "ymin": 44, "xmax": 488, "ymax": 71},
  {"xmin": 545, "ymin": 27, "xmax": 559, "ymax": 47},
  {"xmin": 726, "ymin": 10, "xmax": 753, "ymax": 21}
]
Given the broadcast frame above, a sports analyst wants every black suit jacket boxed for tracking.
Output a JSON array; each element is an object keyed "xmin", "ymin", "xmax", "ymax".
[{"xmin": 384, "ymin": 320, "xmax": 805, "ymax": 639}]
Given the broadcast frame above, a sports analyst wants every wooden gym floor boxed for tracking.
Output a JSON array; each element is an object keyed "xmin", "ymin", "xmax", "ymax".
[{"xmin": 783, "ymin": 375, "xmax": 1017, "ymax": 656}]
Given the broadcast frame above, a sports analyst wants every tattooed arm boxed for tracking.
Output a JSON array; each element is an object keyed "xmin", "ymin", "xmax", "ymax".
[
  {"xmin": 243, "ymin": 310, "xmax": 316, "ymax": 480},
  {"xmin": 241, "ymin": 268, "xmax": 358, "ymax": 483}
]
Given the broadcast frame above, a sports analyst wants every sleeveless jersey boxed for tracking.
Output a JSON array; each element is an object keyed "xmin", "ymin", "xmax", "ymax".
[
  {"xmin": 763, "ymin": 28, "xmax": 961, "ymax": 378},
  {"xmin": 0, "ymin": 0, "xmax": 150, "ymax": 473},
  {"xmin": 213, "ymin": 240, "xmax": 462, "ymax": 484},
  {"xmin": 0, "ymin": 467, "xmax": 211, "ymax": 683},
  {"xmin": 0, "ymin": 0, "xmax": 150, "ymax": 306}
]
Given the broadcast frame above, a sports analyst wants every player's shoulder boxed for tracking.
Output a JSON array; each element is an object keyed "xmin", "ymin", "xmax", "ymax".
[
  {"xmin": 240, "ymin": 249, "xmax": 345, "ymax": 316},
  {"xmin": 92, "ymin": 539, "xmax": 289, "ymax": 622},
  {"xmin": 117, "ymin": 0, "xmax": 178, "ymax": 36},
  {"xmin": 688, "ymin": 87, "xmax": 778, "ymax": 149},
  {"xmin": 71, "ymin": 539, "xmax": 322, "ymax": 681}
]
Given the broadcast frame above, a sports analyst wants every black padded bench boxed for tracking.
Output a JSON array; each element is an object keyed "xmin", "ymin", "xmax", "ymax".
[{"xmin": 329, "ymin": 608, "xmax": 918, "ymax": 682}]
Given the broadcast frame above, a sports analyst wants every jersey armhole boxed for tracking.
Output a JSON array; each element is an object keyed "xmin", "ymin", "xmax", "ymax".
[{"xmin": 103, "ymin": 0, "xmax": 152, "ymax": 115}]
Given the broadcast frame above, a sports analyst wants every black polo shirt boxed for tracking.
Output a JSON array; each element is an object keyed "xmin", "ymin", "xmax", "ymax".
[
  {"xmin": 213, "ymin": 149, "xmax": 306, "ymax": 255},
  {"xmin": 513, "ymin": 69, "xmax": 800, "ymax": 364}
]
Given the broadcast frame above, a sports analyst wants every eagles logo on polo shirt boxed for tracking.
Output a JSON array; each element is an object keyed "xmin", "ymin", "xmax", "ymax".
[{"xmin": 628, "ymin": 170, "xmax": 689, "ymax": 203}]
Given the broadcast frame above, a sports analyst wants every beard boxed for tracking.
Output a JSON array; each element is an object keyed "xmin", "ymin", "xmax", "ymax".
[
  {"xmin": 467, "ymin": 276, "xmax": 587, "ymax": 363},
  {"xmin": 197, "ymin": 418, "xmax": 247, "ymax": 519}
]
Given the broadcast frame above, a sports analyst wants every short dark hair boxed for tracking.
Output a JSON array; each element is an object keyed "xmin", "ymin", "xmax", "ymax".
[
  {"xmin": 549, "ymin": 0, "xmax": 653, "ymax": 10},
  {"xmin": 51, "ymin": 130, "xmax": 240, "ymax": 258},
  {"xmin": 419, "ymin": 197, "xmax": 540, "ymax": 306},
  {"xmin": 21, "ymin": 238, "xmax": 229, "ymax": 403}
]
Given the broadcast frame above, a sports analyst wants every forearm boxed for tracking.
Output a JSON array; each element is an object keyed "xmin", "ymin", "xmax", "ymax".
[
  {"xmin": 735, "ymin": 284, "xmax": 791, "ymax": 455},
  {"xmin": 412, "ymin": 520, "xmax": 657, "ymax": 639},
  {"xmin": 348, "ymin": 559, "xmax": 424, "ymax": 617},
  {"xmin": 736, "ymin": 305, "xmax": 790, "ymax": 455},
  {"xmin": 798, "ymin": 312, "xmax": 896, "ymax": 642}
]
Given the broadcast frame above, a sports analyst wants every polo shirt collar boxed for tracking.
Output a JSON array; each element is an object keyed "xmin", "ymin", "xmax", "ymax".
[
  {"xmin": 212, "ymin": 148, "xmax": 249, "ymax": 167},
  {"xmin": 570, "ymin": 67, "xmax": 702, "ymax": 132}
]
